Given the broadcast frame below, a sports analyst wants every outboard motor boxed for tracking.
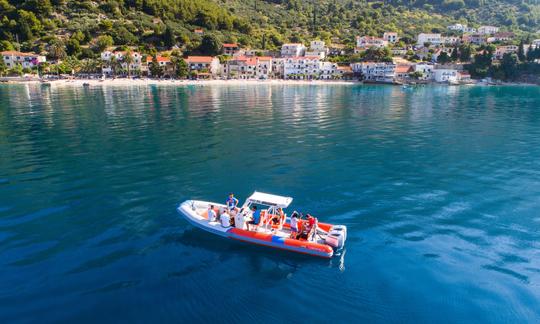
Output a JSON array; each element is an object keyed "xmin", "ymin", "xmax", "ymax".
[{"xmin": 325, "ymin": 225, "xmax": 347, "ymax": 249}]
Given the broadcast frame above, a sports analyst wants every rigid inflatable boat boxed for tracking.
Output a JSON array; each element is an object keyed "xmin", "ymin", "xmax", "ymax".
[{"xmin": 177, "ymin": 191, "xmax": 347, "ymax": 258}]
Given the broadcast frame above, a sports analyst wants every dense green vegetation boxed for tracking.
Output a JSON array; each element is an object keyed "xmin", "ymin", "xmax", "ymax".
[
  {"xmin": 0, "ymin": 0, "xmax": 539, "ymax": 56},
  {"xmin": 0, "ymin": 0, "xmax": 539, "ymax": 81}
]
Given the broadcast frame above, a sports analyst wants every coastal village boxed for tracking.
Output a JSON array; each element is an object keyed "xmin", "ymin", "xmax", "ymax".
[{"xmin": 2, "ymin": 24, "xmax": 540, "ymax": 85}]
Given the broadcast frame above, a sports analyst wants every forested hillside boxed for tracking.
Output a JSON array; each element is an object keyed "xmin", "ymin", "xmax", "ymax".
[{"xmin": 0, "ymin": 0, "xmax": 539, "ymax": 57}]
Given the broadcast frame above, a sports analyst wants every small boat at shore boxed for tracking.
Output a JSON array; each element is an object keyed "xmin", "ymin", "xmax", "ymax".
[{"xmin": 177, "ymin": 191, "xmax": 347, "ymax": 258}]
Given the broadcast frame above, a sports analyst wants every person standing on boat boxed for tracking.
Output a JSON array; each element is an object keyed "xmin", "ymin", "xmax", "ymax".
[
  {"xmin": 226, "ymin": 193, "xmax": 239, "ymax": 211},
  {"xmin": 290, "ymin": 212, "xmax": 299, "ymax": 239},
  {"xmin": 306, "ymin": 214, "xmax": 318, "ymax": 241},
  {"xmin": 208, "ymin": 205, "xmax": 216, "ymax": 222}
]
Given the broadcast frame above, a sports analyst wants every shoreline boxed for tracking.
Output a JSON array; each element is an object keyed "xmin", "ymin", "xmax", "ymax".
[
  {"xmin": 1, "ymin": 78, "xmax": 360, "ymax": 87},
  {"xmin": 0, "ymin": 78, "xmax": 537, "ymax": 87}
]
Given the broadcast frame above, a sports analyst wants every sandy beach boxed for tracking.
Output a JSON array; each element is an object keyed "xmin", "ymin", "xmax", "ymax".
[{"xmin": 2, "ymin": 78, "xmax": 361, "ymax": 87}]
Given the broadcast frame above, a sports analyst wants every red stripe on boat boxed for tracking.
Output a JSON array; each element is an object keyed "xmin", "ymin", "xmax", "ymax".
[
  {"xmin": 284, "ymin": 238, "xmax": 333, "ymax": 255},
  {"xmin": 229, "ymin": 228, "xmax": 273, "ymax": 242}
]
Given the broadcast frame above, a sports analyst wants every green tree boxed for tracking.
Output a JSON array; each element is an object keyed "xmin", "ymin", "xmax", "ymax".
[
  {"xmin": 459, "ymin": 44, "xmax": 473, "ymax": 62},
  {"xmin": 517, "ymin": 40, "xmax": 525, "ymax": 62},
  {"xmin": 110, "ymin": 55, "xmax": 121, "ymax": 77},
  {"xmin": 17, "ymin": 10, "xmax": 42, "ymax": 41},
  {"xmin": 198, "ymin": 34, "xmax": 222, "ymax": 55},
  {"xmin": 123, "ymin": 49, "xmax": 134, "ymax": 77},
  {"xmin": 23, "ymin": 0, "xmax": 53, "ymax": 17},
  {"xmin": 500, "ymin": 53, "xmax": 518, "ymax": 80},
  {"xmin": 9, "ymin": 63, "xmax": 23, "ymax": 76},
  {"xmin": 66, "ymin": 38, "xmax": 81, "ymax": 57},
  {"xmin": 361, "ymin": 47, "xmax": 392, "ymax": 62},
  {"xmin": 409, "ymin": 71, "xmax": 423, "ymax": 79},
  {"xmin": 175, "ymin": 58, "xmax": 189, "ymax": 79},
  {"xmin": 95, "ymin": 35, "xmax": 113, "ymax": 52},
  {"xmin": 437, "ymin": 51, "xmax": 451, "ymax": 64},
  {"xmin": 0, "ymin": 59, "xmax": 7, "ymax": 76},
  {"xmin": 451, "ymin": 46, "xmax": 459, "ymax": 61},
  {"xmin": 0, "ymin": 40, "xmax": 14, "ymax": 51},
  {"xmin": 149, "ymin": 56, "xmax": 163, "ymax": 78},
  {"xmin": 163, "ymin": 25, "xmax": 176, "ymax": 48},
  {"xmin": 48, "ymin": 38, "xmax": 66, "ymax": 60}
]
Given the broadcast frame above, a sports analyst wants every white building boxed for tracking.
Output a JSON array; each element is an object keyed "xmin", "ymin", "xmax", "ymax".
[
  {"xmin": 355, "ymin": 36, "xmax": 388, "ymax": 51},
  {"xmin": 223, "ymin": 56, "xmax": 273, "ymax": 79},
  {"xmin": 283, "ymin": 56, "xmax": 321, "ymax": 79},
  {"xmin": 281, "ymin": 43, "xmax": 306, "ymax": 57},
  {"xmin": 463, "ymin": 34, "xmax": 486, "ymax": 45},
  {"xmin": 351, "ymin": 62, "xmax": 396, "ymax": 83},
  {"xmin": 101, "ymin": 50, "xmax": 143, "ymax": 75},
  {"xmin": 493, "ymin": 45, "xmax": 519, "ymax": 60},
  {"xmin": 448, "ymin": 23, "xmax": 466, "ymax": 31},
  {"xmin": 433, "ymin": 69, "xmax": 459, "ymax": 83},
  {"xmin": 305, "ymin": 40, "xmax": 328, "ymax": 59},
  {"xmin": 1, "ymin": 51, "xmax": 46, "ymax": 69},
  {"xmin": 443, "ymin": 36, "xmax": 461, "ymax": 45},
  {"xmin": 319, "ymin": 61, "xmax": 339, "ymax": 79},
  {"xmin": 271, "ymin": 58, "xmax": 285, "ymax": 78},
  {"xmin": 417, "ymin": 33, "xmax": 443, "ymax": 47},
  {"xmin": 256, "ymin": 57, "xmax": 272, "ymax": 79},
  {"xmin": 487, "ymin": 32, "xmax": 515, "ymax": 43},
  {"xmin": 447, "ymin": 24, "xmax": 476, "ymax": 33},
  {"xmin": 478, "ymin": 26, "xmax": 499, "ymax": 35},
  {"xmin": 383, "ymin": 32, "xmax": 399, "ymax": 44},
  {"xmin": 414, "ymin": 63, "xmax": 435, "ymax": 80}
]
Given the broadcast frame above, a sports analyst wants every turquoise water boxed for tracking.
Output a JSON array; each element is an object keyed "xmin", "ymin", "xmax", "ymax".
[{"xmin": 1, "ymin": 84, "xmax": 540, "ymax": 323}]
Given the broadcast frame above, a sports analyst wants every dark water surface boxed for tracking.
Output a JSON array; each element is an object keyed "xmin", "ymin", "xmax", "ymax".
[{"xmin": 1, "ymin": 84, "xmax": 540, "ymax": 323}]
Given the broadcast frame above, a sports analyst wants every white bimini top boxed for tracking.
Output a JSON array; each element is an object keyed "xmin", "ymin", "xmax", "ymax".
[{"xmin": 245, "ymin": 191, "xmax": 293, "ymax": 208}]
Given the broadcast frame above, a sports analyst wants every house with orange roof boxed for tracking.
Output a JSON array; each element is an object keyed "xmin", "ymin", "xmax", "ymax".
[
  {"xmin": 336, "ymin": 66, "xmax": 354, "ymax": 80},
  {"xmin": 185, "ymin": 56, "xmax": 220, "ymax": 77},
  {"xmin": 394, "ymin": 64, "xmax": 414, "ymax": 81},
  {"xmin": 1, "ymin": 51, "xmax": 46, "ymax": 69},
  {"xmin": 222, "ymin": 43, "xmax": 240, "ymax": 56},
  {"xmin": 222, "ymin": 55, "xmax": 273, "ymax": 79},
  {"xmin": 146, "ymin": 55, "xmax": 174, "ymax": 76}
]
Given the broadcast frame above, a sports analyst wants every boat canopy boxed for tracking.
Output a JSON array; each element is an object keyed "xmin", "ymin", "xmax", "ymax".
[{"xmin": 245, "ymin": 191, "xmax": 293, "ymax": 208}]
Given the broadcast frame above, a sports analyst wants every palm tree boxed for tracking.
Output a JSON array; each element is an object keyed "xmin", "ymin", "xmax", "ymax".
[
  {"xmin": 123, "ymin": 49, "xmax": 134, "ymax": 78},
  {"xmin": 110, "ymin": 55, "xmax": 121, "ymax": 77},
  {"xmin": 49, "ymin": 39, "xmax": 67, "ymax": 61}
]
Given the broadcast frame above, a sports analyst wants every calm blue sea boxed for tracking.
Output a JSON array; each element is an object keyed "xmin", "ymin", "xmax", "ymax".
[{"xmin": 1, "ymin": 83, "xmax": 540, "ymax": 323}]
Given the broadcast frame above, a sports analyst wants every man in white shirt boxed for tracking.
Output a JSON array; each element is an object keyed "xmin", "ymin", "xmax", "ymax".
[{"xmin": 208, "ymin": 205, "xmax": 216, "ymax": 222}]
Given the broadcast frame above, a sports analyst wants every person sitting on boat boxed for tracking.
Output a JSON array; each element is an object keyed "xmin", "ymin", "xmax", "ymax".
[
  {"xmin": 229, "ymin": 208, "xmax": 237, "ymax": 227},
  {"xmin": 208, "ymin": 205, "xmax": 217, "ymax": 222},
  {"xmin": 271, "ymin": 207, "xmax": 285, "ymax": 225},
  {"xmin": 289, "ymin": 212, "xmax": 299, "ymax": 239},
  {"xmin": 246, "ymin": 205, "xmax": 260, "ymax": 231},
  {"xmin": 220, "ymin": 208, "xmax": 231, "ymax": 227},
  {"xmin": 226, "ymin": 193, "xmax": 239, "ymax": 211}
]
